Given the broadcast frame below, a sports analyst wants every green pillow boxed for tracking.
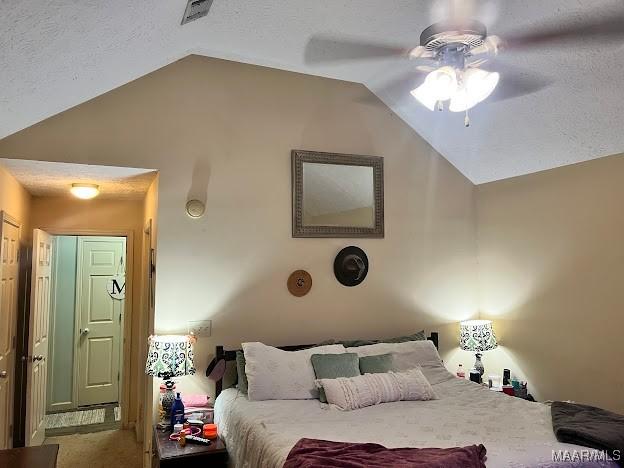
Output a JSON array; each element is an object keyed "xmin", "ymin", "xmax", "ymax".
[
  {"xmin": 359, "ymin": 353, "xmax": 393, "ymax": 374},
  {"xmin": 235, "ymin": 351, "xmax": 248, "ymax": 394},
  {"xmin": 311, "ymin": 353, "xmax": 360, "ymax": 403}
]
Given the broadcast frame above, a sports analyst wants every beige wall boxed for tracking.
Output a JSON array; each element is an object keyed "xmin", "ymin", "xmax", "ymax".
[
  {"xmin": 0, "ymin": 55, "xmax": 479, "ymax": 398},
  {"xmin": 477, "ymin": 154, "xmax": 624, "ymax": 414},
  {"xmin": 0, "ymin": 165, "xmax": 31, "ymax": 239},
  {"xmin": 30, "ymin": 196, "xmax": 147, "ymax": 423}
]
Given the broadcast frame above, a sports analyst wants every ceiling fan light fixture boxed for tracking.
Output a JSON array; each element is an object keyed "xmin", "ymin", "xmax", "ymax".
[
  {"xmin": 424, "ymin": 66, "xmax": 458, "ymax": 101},
  {"xmin": 449, "ymin": 68, "xmax": 500, "ymax": 112}
]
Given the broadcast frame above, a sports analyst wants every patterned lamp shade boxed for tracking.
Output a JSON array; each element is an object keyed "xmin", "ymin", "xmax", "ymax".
[
  {"xmin": 145, "ymin": 335, "xmax": 196, "ymax": 378},
  {"xmin": 459, "ymin": 320, "xmax": 498, "ymax": 352}
]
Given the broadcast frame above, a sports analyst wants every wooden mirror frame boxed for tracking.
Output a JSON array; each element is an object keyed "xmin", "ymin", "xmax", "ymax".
[{"xmin": 292, "ymin": 150, "xmax": 384, "ymax": 238}]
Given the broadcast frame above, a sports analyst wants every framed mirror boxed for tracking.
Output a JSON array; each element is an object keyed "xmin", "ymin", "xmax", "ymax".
[{"xmin": 292, "ymin": 150, "xmax": 384, "ymax": 238}]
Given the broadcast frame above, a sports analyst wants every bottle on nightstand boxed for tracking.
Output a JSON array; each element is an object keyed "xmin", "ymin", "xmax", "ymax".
[
  {"xmin": 456, "ymin": 364, "xmax": 466, "ymax": 378},
  {"xmin": 170, "ymin": 393, "xmax": 185, "ymax": 429}
]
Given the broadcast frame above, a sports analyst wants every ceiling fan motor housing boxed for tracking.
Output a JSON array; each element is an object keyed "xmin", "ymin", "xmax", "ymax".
[{"xmin": 420, "ymin": 20, "xmax": 488, "ymax": 66}]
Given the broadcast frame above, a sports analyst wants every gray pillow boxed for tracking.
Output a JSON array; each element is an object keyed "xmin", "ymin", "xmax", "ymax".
[
  {"xmin": 383, "ymin": 330, "xmax": 426, "ymax": 343},
  {"xmin": 235, "ymin": 351, "xmax": 248, "ymax": 394},
  {"xmin": 359, "ymin": 353, "xmax": 393, "ymax": 374},
  {"xmin": 318, "ymin": 330, "xmax": 426, "ymax": 348},
  {"xmin": 311, "ymin": 353, "xmax": 360, "ymax": 403}
]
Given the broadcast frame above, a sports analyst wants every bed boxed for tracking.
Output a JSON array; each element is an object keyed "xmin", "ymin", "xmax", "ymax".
[{"xmin": 212, "ymin": 335, "xmax": 617, "ymax": 468}]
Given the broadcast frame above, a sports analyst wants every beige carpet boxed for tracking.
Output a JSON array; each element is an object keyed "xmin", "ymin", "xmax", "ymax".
[{"xmin": 45, "ymin": 429, "xmax": 142, "ymax": 468}]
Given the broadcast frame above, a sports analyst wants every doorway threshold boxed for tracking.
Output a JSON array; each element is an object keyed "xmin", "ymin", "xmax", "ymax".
[{"xmin": 45, "ymin": 404, "xmax": 120, "ymax": 437}]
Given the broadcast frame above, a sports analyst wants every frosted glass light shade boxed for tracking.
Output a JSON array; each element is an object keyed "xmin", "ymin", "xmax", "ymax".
[
  {"xmin": 424, "ymin": 66, "xmax": 458, "ymax": 101},
  {"xmin": 70, "ymin": 183, "xmax": 99, "ymax": 199},
  {"xmin": 449, "ymin": 68, "xmax": 499, "ymax": 112},
  {"xmin": 459, "ymin": 320, "xmax": 498, "ymax": 352},
  {"xmin": 410, "ymin": 82, "xmax": 438, "ymax": 111},
  {"xmin": 411, "ymin": 66, "xmax": 499, "ymax": 112}
]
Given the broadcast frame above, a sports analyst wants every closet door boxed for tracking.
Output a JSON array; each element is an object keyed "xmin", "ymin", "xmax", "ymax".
[{"xmin": 76, "ymin": 237, "xmax": 125, "ymax": 407}]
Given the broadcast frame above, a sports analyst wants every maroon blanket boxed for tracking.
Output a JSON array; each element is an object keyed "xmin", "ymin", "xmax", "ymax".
[{"xmin": 283, "ymin": 438, "xmax": 487, "ymax": 468}]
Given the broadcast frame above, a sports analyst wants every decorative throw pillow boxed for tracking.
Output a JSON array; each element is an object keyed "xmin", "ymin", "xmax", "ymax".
[
  {"xmin": 311, "ymin": 353, "xmax": 360, "ymax": 403},
  {"xmin": 347, "ymin": 339, "xmax": 442, "ymax": 364},
  {"xmin": 242, "ymin": 342, "xmax": 346, "ymax": 401},
  {"xmin": 359, "ymin": 353, "xmax": 393, "ymax": 374},
  {"xmin": 317, "ymin": 368, "xmax": 437, "ymax": 411},
  {"xmin": 235, "ymin": 351, "xmax": 248, "ymax": 394}
]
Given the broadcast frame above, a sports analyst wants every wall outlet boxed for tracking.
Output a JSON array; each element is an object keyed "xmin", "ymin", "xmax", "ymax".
[{"xmin": 187, "ymin": 320, "xmax": 212, "ymax": 337}]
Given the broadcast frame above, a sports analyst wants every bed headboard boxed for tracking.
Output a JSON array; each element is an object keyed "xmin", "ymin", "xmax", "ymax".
[{"xmin": 210, "ymin": 332, "xmax": 439, "ymax": 399}]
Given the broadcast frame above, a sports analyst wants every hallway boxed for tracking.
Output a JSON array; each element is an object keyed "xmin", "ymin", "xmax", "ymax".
[{"xmin": 45, "ymin": 429, "xmax": 141, "ymax": 468}]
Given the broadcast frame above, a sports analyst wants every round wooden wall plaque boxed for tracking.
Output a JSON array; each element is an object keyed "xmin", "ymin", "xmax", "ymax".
[{"xmin": 287, "ymin": 270, "xmax": 312, "ymax": 297}]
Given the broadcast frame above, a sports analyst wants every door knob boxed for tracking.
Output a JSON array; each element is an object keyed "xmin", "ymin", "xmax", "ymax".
[
  {"xmin": 0, "ymin": 370, "xmax": 7, "ymax": 378},
  {"xmin": 80, "ymin": 328, "xmax": 90, "ymax": 335}
]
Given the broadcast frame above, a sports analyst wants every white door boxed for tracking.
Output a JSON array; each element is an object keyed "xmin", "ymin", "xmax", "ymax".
[
  {"xmin": 76, "ymin": 237, "xmax": 125, "ymax": 407},
  {"xmin": 26, "ymin": 229, "xmax": 52, "ymax": 446},
  {"xmin": 0, "ymin": 213, "xmax": 20, "ymax": 449}
]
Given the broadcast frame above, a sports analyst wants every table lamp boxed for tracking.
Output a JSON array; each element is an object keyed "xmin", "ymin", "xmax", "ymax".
[
  {"xmin": 459, "ymin": 320, "xmax": 498, "ymax": 379},
  {"xmin": 145, "ymin": 335, "xmax": 196, "ymax": 425}
]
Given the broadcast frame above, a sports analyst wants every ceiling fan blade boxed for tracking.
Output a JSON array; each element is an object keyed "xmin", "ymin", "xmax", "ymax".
[
  {"xmin": 304, "ymin": 35, "xmax": 413, "ymax": 64},
  {"xmin": 467, "ymin": 58, "xmax": 490, "ymax": 68},
  {"xmin": 409, "ymin": 46, "xmax": 436, "ymax": 60},
  {"xmin": 502, "ymin": 11, "xmax": 624, "ymax": 50},
  {"xmin": 488, "ymin": 61, "xmax": 554, "ymax": 103}
]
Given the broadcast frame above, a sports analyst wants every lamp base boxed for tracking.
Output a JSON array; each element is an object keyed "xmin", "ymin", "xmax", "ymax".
[
  {"xmin": 159, "ymin": 379, "xmax": 176, "ymax": 424},
  {"xmin": 474, "ymin": 353, "xmax": 484, "ymax": 380}
]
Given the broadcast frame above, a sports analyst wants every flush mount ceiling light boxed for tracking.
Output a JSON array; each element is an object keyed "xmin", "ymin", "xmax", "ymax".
[
  {"xmin": 70, "ymin": 183, "xmax": 99, "ymax": 199},
  {"xmin": 305, "ymin": 5, "xmax": 624, "ymax": 126}
]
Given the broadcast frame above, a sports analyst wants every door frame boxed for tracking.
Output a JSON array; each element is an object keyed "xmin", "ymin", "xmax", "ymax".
[
  {"xmin": 0, "ymin": 211, "xmax": 21, "ymax": 449},
  {"xmin": 39, "ymin": 228, "xmax": 134, "ymax": 429}
]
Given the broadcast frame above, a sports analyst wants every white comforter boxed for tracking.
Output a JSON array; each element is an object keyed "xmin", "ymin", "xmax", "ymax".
[{"xmin": 215, "ymin": 374, "xmax": 617, "ymax": 468}]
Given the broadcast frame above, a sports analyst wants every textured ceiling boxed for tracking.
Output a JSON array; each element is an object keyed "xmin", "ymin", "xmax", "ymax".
[
  {"xmin": 0, "ymin": 159, "xmax": 156, "ymax": 199},
  {"xmin": 1, "ymin": 0, "xmax": 623, "ymax": 184}
]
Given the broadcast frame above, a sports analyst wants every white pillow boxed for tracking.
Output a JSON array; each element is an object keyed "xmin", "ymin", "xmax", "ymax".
[
  {"xmin": 346, "ymin": 339, "xmax": 442, "ymax": 364},
  {"xmin": 242, "ymin": 342, "xmax": 345, "ymax": 401},
  {"xmin": 317, "ymin": 368, "xmax": 437, "ymax": 411},
  {"xmin": 390, "ymin": 352, "xmax": 455, "ymax": 385}
]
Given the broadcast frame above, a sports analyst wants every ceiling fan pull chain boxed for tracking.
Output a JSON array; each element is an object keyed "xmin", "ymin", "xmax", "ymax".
[
  {"xmin": 437, "ymin": 101, "xmax": 444, "ymax": 111},
  {"xmin": 464, "ymin": 109, "xmax": 470, "ymax": 127}
]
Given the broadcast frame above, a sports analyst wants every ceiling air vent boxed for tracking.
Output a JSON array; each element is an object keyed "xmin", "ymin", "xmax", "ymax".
[{"xmin": 181, "ymin": 0, "xmax": 213, "ymax": 25}]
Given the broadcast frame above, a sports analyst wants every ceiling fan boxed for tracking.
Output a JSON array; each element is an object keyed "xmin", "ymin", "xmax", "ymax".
[{"xmin": 304, "ymin": 4, "xmax": 624, "ymax": 126}]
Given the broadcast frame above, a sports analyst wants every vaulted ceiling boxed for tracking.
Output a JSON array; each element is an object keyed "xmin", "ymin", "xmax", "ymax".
[{"xmin": 2, "ymin": 0, "xmax": 623, "ymax": 184}]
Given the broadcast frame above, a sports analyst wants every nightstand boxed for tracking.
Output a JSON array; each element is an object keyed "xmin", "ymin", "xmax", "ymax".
[{"xmin": 152, "ymin": 426, "xmax": 228, "ymax": 468}]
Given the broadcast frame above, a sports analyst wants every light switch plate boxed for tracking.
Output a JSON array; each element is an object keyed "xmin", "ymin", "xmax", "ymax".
[{"xmin": 187, "ymin": 320, "xmax": 212, "ymax": 337}]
